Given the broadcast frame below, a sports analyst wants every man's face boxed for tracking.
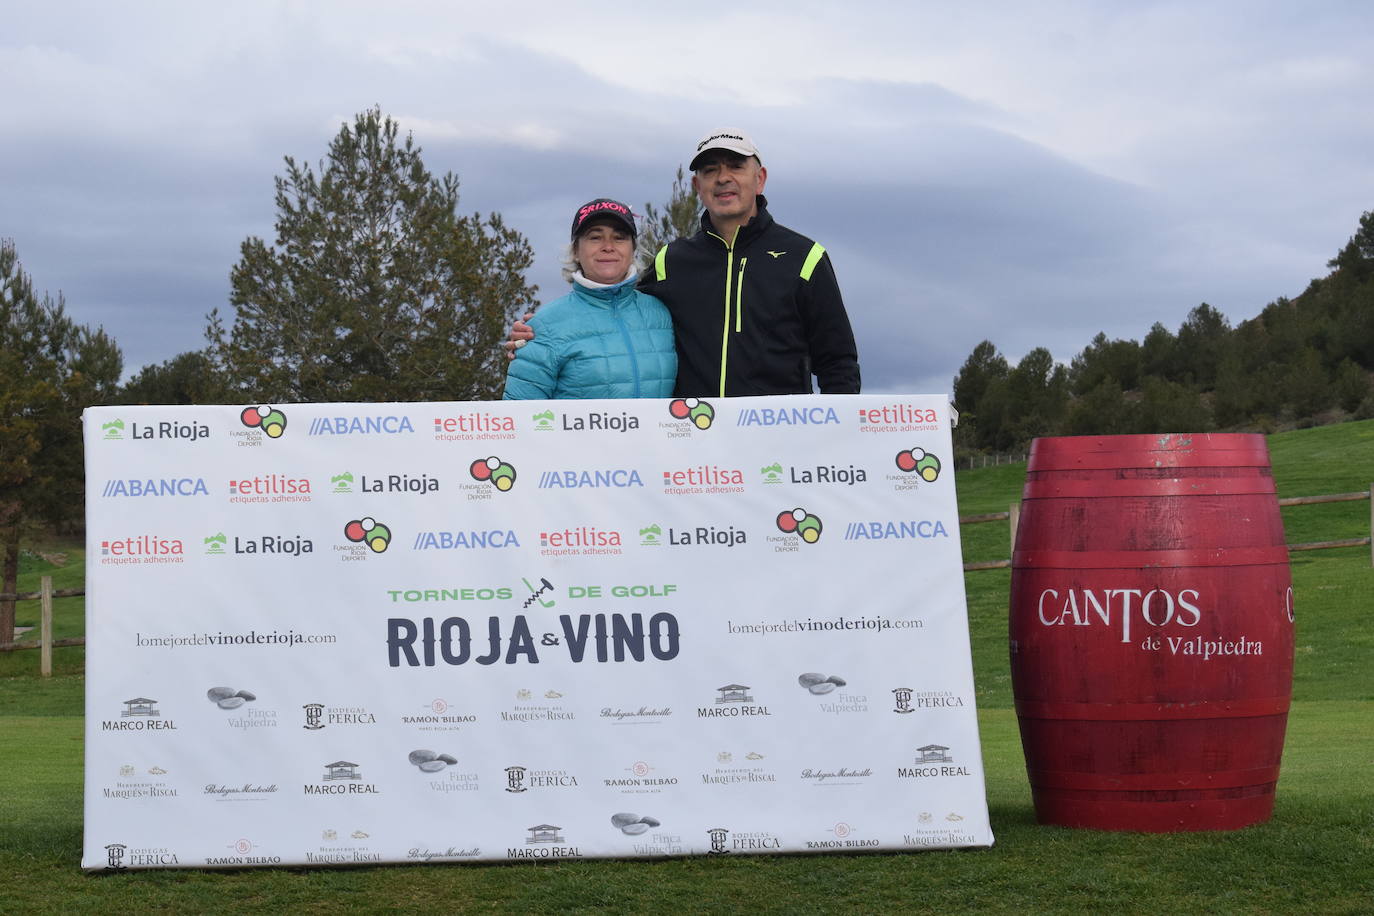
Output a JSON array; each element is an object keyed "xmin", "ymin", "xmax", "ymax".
[{"xmin": 692, "ymin": 152, "xmax": 767, "ymax": 227}]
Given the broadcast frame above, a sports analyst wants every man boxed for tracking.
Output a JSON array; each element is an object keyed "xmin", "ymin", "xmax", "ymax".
[{"xmin": 510, "ymin": 129, "xmax": 861, "ymax": 398}]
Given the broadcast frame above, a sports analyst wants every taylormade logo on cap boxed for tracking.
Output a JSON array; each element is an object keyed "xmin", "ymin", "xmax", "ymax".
[
  {"xmin": 697, "ymin": 132, "xmax": 747, "ymax": 151},
  {"xmin": 690, "ymin": 129, "xmax": 761, "ymax": 170}
]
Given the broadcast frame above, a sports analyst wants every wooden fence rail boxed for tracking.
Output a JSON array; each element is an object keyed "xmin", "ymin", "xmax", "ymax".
[
  {"xmin": 3, "ymin": 488, "xmax": 1371, "ymax": 664},
  {"xmin": 960, "ymin": 486, "xmax": 1373, "ymax": 572}
]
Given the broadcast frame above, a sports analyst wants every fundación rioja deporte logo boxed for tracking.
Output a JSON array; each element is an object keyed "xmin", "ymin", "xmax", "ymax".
[
  {"xmin": 776, "ymin": 507, "xmax": 823, "ymax": 544},
  {"xmin": 668, "ymin": 398, "xmax": 714, "ymax": 429},
  {"xmin": 469, "ymin": 456, "xmax": 517, "ymax": 491},
  {"xmin": 343, "ymin": 517, "xmax": 393, "ymax": 553},
  {"xmin": 894, "ymin": 447, "xmax": 941, "ymax": 481},
  {"xmin": 240, "ymin": 405, "xmax": 287, "ymax": 439}
]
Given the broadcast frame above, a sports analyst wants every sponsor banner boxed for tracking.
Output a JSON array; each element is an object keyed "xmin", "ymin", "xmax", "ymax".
[{"xmin": 82, "ymin": 396, "xmax": 990, "ymax": 869}]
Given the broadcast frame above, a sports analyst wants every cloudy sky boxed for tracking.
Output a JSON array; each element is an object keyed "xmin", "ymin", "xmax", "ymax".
[{"xmin": 4, "ymin": 1, "xmax": 1371, "ymax": 396}]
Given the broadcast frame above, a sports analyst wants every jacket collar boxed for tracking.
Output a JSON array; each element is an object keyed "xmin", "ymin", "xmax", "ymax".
[
  {"xmin": 570, "ymin": 272, "xmax": 638, "ymax": 307},
  {"xmin": 700, "ymin": 194, "xmax": 773, "ymax": 246}
]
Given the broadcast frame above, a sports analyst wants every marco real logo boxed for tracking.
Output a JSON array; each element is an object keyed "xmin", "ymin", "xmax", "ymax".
[
  {"xmin": 240, "ymin": 405, "xmax": 288, "ymax": 439},
  {"xmin": 343, "ymin": 517, "xmax": 393, "ymax": 553}
]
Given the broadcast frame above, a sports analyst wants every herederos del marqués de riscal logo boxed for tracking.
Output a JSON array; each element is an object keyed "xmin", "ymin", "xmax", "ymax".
[
  {"xmin": 894, "ymin": 447, "xmax": 941, "ymax": 482},
  {"xmin": 776, "ymin": 507, "xmax": 823, "ymax": 544},
  {"xmin": 668, "ymin": 398, "xmax": 714, "ymax": 430},
  {"xmin": 469, "ymin": 456, "xmax": 517, "ymax": 491},
  {"xmin": 240, "ymin": 405, "xmax": 287, "ymax": 438},
  {"xmin": 344, "ymin": 517, "xmax": 392, "ymax": 553}
]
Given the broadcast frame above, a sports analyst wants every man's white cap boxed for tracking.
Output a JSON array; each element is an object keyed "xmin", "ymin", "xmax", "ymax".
[{"xmin": 689, "ymin": 129, "xmax": 761, "ymax": 171}]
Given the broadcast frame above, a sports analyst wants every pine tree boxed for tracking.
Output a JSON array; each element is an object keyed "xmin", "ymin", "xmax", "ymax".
[{"xmin": 209, "ymin": 107, "xmax": 538, "ymax": 403}]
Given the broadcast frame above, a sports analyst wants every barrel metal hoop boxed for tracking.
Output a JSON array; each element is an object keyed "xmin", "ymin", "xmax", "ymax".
[
  {"xmin": 1026, "ymin": 766, "xmax": 1281, "ymax": 791},
  {"xmin": 1012, "ymin": 546, "xmax": 1292, "ymax": 569},
  {"xmin": 1022, "ymin": 477, "xmax": 1277, "ymax": 498},
  {"xmin": 1014, "ymin": 696, "xmax": 1291, "ymax": 720}
]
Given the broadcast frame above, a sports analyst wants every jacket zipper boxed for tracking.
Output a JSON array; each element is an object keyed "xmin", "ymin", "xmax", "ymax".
[
  {"xmin": 710, "ymin": 229, "xmax": 738, "ymax": 398},
  {"xmin": 735, "ymin": 257, "xmax": 747, "ymax": 333},
  {"xmin": 611, "ymin": 299, "xmax": 642, "ymax": 399}
]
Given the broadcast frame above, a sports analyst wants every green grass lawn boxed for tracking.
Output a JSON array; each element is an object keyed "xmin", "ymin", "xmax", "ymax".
[{"xmin": 1, "ymin": 421, "xmax": 1371, "ymax": 913}]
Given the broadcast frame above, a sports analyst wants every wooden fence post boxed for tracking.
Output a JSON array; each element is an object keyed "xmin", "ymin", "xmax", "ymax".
[{"xmin": 40, "ymin": 575, "xmax": 53, "ymax": 677}]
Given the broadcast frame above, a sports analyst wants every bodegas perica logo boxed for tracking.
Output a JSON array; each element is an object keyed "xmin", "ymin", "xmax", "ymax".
[
  {"xmin": 668, "ymin": 398, "xmax": 714, "ymax": 430},
  {"xmin": 240, "ymin": 405, "xmax": 288, "ymax": 438}
]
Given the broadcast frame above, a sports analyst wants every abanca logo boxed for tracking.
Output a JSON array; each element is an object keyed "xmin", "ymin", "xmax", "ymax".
[
  {"xmin": 668, "ymin": 398, "xmax": 715, "ymax": 429},
  {"xmin": 539, "ymin": 469, "xmax": 643, "ymax": 489},
  {"xmin": 241, "ymin": 405, "xmax": 287, "ymax": 438},
  {"xmin": 344, "ymin": 517, "xmax": 393, "ymax": 553},
  {"xmin": 102, "ymin": 478, "xmax": 208, "ymax": 498}
]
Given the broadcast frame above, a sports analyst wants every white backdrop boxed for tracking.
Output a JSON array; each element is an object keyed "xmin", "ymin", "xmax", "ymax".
[{"xmin": 82, "ymin": 395, "xmax": 991, "ymax": 870}]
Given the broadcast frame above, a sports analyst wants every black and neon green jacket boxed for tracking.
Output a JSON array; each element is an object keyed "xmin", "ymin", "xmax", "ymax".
[{"xmin": 638, "ymin": 196, "xmax": 861, "ymax": 398}]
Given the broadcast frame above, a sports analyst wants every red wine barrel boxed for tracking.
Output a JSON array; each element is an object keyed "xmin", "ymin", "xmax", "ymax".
[{"xmin": 1009, "ymin": 433, "xmax": 1294, "ymax": 831}]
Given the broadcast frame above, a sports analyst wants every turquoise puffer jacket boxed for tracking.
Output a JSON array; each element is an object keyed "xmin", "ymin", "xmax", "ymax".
[{"xmin": 503, "ymin": 276, "xmax": 677, "ymax": 400}]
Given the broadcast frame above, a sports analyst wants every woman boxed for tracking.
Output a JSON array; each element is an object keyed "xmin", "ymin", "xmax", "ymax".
[{"xmin": 503, "ymin": 198, "xmax": 676, "ymax": 399}]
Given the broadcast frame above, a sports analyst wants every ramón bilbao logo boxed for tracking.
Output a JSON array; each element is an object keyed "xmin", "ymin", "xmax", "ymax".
[
  {"xmin": 776, "ymin": 508, "xmax": 823, "ymax": 544},
  {"xmin": 469, "ymin": 457, "xmax": 517, "ymax": 491},
  {"xmin": 343, "ymin": 517, "xmax": 393, "ymax": 553},
  {"xmin": 240, "ymin": 405, "xmax": 287, "ymax": 438},
  {"xmin": 668, "ymin": 398, "xmax": 714, "ymax": 430}
]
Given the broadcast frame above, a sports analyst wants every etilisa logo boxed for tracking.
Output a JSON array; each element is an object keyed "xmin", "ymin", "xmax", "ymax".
[
  {"xmin": 100, "ymin": 535, "xmax": 185, "ymax": 565},
  {"xmin": 432, "ymin": 410, "xmax": 516, "ymax": 441},
  {"xmin": 470, "ymin": 457, "xmax": 517, "ymax": 491},
  {"xmin": 343, "ymin": 517, "xmax": 393, "ymax": 553},
  {"xmin": 668, "ymin": 398, "xmax": 715, "ymax": 429},
  {"xmin": 894, "ymin": 447, "xmax": 941, "ymax": 482},
  {"xmin": 240, "ymin": 405, "xmax": 288, "ymax": 438},
  {"xmin": 776, "ymin": 507, "xmax": 823, "ymax": 544},
  {"xmin": 858, "ymin": 403, "xmax": 941, "ymax": 432}
]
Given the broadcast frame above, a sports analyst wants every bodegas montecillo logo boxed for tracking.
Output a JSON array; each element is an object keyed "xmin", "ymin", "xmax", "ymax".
[
  {"xmin": 239, "ymin": 405, "xmax": 287, "ymax": 438},
  {"xmin": 343, "ymin": 516, "xmax": 392, "ymax": 553}
]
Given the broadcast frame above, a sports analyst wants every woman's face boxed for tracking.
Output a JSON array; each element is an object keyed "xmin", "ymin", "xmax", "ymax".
[{"xmin": 576, "ymin": 222, "xmax": 634, "ymax": 284}]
